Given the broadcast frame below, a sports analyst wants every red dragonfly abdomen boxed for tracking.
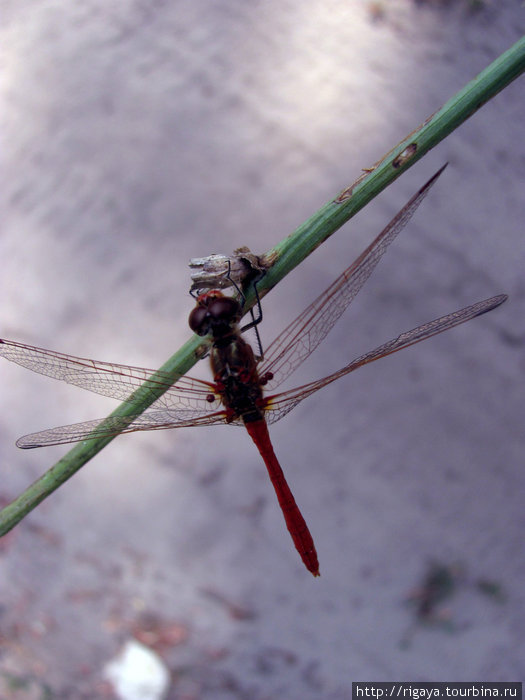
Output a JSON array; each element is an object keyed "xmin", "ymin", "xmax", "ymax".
[{"xmin": 244, "ymin": 418, "xmax": 320, "ymax": 577}]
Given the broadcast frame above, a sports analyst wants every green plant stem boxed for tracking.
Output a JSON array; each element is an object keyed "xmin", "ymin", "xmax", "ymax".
[
  {"xmin": 0, "ymin": 37, "xmax": 524, "ymax": 537},
  {"xmin": 257, "ymin": 35, "xmax": 525, "ymax": 296}
]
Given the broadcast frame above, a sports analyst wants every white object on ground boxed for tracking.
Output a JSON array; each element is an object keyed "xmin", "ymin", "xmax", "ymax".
[{"xmin": 103, "ymin": 639, "xmax": 170, "ymax": 700}]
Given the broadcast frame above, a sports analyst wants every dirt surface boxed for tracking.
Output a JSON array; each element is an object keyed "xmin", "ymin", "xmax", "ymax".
[{"xmin": 1, "ymin": 1, "xmax": 524, "ymax": 697}]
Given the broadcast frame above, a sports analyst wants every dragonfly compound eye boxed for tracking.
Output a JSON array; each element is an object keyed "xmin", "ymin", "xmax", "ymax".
[
  {"xmin": 208, "ymin": 296, "xmax": 242, "ymax": 323},
  {"xmin": 188, "ymin": 305, "xmax": 211, "ymax": 335},
  {"xmin": 189, "ymin": 293, "xmax": 242, "ymax": 336}
]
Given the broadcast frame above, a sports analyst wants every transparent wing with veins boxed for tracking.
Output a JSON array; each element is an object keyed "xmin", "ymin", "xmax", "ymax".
[
  {"xmin": 0, "ymin": 339, "xmax": 233, "ymax": 447},
  {"xmin": 263, "ymin": 294, "xmax": 507, "ymax": 424},
  {"xmin": 0, "ymin": 165, "xmax": 506, "ymax": 449},
  {"xmin": 0, "ymin": 292, "xmax": 506, "ymax": 448},
  {"xmin": 13, "ymin": 410, "xmax": 232, "ymax": 449},
  {"xmin": 0, "ymin": 339, "xmax": 222, "ymax": 408},
  {"xmin": 259, "ymin": 164, "xmax": 446, "ymax": 391}
]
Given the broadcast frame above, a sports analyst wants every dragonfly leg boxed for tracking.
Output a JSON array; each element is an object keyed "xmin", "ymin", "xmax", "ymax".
[{"xmin": 228, "ymin": 263, "xmax": 265, "ymax": 360}]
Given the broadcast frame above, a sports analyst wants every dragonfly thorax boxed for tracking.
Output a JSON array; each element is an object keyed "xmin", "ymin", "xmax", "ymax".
[
  {"xmin": 189, "ymin": 291, "xmax": 264, "ymax": 423},
  {"xmin": 209, "ymin": 335, "xmax": 264, "ymax": 423}
]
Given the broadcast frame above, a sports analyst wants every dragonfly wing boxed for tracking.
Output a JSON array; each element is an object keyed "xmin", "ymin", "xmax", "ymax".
[
  {"xmin": 264, "ymin": 294, "xmax": 507, "ymax": 424},
  {"xmin": 0, "ymin": 338, "xmax": 218, "ymax": 410},
  {"xmin": 260, "ymin": 165, "xmax": 447, "ymax": 390},
  {"xmin": 16, "ymin": 406, "xmax": 233, "ymax": 449}
]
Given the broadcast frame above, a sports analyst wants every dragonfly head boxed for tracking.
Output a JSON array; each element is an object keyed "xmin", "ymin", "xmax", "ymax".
[{"xmin": 189, "ymin": 290, "xmax": 242, "ymax": 337}]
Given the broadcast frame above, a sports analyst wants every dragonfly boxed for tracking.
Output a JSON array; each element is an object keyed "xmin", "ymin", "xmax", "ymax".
[{"xmin": 0, "ymin": 167, "xmax": 506, "ymax": 576}]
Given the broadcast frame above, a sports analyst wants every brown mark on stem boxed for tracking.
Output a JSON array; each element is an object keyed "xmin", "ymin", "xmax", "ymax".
[{"xmin": 393, "ymin": 142, "xmax": 418, "ymax": 169}]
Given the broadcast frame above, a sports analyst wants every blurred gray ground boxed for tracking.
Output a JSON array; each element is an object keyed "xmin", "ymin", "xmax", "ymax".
[{"xmin": 0, "ymin": 1, "xmax": 524, "ymax": 697}]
